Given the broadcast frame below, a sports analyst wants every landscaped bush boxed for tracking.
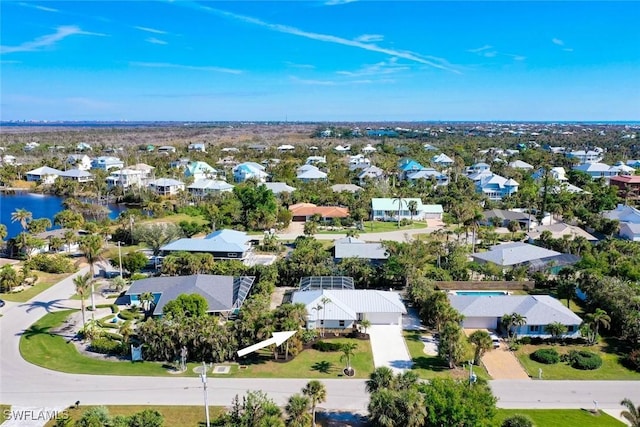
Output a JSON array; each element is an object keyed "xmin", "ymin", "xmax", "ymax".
[
  {"xmin": 118, "ymin": 309, "xmax": 143, "ymax": 321},
  {"xmin": 502, "ymin": 414, "xmax": 534, "ymax": 427},
  {"xmin": 301, "ymin": 329, "xmax": 318, "ymax": 344},
  {"xmin": 565, "ymin": 350, "xmax": 602, "ymax": 370},
  {"xmin": 96, "ymin": 303, "xmax": 119, "ymax": 313},
  {"xmin": 26, "ymin": 254, "xmax": 75, "ymax": 274},
  {"xmin": 518, "ymin": 336, "xmax": 532, "ymax": 345},
  {"xmin": 312, "ymin": 341, "xmax": 342, "ymax": 352},
  {"xmin": 624, "ymin": 349, "xmax": 640, "ymax": 372},
  {"xmin": 530, "ymin": 348, "xmax": 560, "ymax": 364},
  {"xmin": 89, "ymin": 337, "xmax": 123, "ymax": 354}
]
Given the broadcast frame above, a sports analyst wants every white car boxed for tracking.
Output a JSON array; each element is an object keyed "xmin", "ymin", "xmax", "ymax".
[{"xmin": 490, "ymin": 333, "xmax": 501, "ymax": 348}]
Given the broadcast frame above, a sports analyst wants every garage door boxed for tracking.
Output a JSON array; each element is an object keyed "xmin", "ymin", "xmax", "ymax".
[
  {"xmin": 367, "ymin": 312, "xmax": 401, "ymax": 325},
  {"xmin": 463, "ymin": 317, "xmax": 497, "ymax": 329}
]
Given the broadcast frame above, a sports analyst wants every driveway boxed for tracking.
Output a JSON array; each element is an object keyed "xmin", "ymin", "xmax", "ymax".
[
  {"xmin": 481, "ymin": 341, "xmax": 530, "ymax": 380},
  {"xmin": 368, "ymin": 324, "xmax": 413, "ymax": 373}
]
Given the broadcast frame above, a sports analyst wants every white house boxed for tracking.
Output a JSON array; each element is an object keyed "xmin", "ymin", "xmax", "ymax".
[
  {"xmin": 471, "ymin": 173, "xmax": 519, "ymax": 201},
  {"xmin": 296, "ymin": 165, "xmax": 327, "ymax": 182},
  {"xmin": 76, "ymin": 142, "xmax": 92, "ymax": 152},
  {"xmin": 106, "ymin": 168, "xmax": 145, "ymax": 189},
  {"xmin": 567, "ymin": 148, "xmax": 603, "ymax": 164},
  {"xmin": 449, "ymin": 294, "xmax": 582, "ymax": 337},
  {"xmin": 472, "ymin": 242, "xmax": 579, "ymax": 273},
  {"xmin": 148, "ymin": 178, "xmax": 185, "ymax": 196},
  {"xmin": 371, "ymin": 198, "xmax": 443, "ymax": 221},
  {"xmin": 305, "ymin": 156, "xmax": 327, "ymax": 165},
  {"xmin": 263, "ymin": 182, "xmax": 296, "ymax": 195},
  {"xmin": 292, "ymin": 289, "xmax": 407, "ymax": 330},
  {"xmin": 184, "ymin": 161, "xmax": 217, "ymax": 181},
  {"xmin": 91, "ymin": 156, "xmax": 124, "ymax": 171},
  {"xmin": 59, "ymin": 169, "xmax": 93, "ymax": 183},
  {"xmin": 362, "ymin": 144, "xmax": 377, "ymax": 153},
  {"xmin": 67, "ymin": 154, "xmax": 92, "ymax": 171},
  {"xmin": 619, "ymin": 223, "xmax": 640, "ymax": 241},
  {"xmin": 508, "ymin": 160, "xmax": 534, "ymax": 170},
  {"xmin": 158, "ymin": 146, "xmax": 177, "ymax": 154},
  {"xmin": 26, "ymin": 166, "xmax": 62, "ymax": 184},
  {"xmin": 572, "ymin": 163, "xmax": 619, "ymax": 180},
  {"xmin": 188, "ymin": 142, "xmax": 206, "ymax": 153},
  {"xmin": 233, "ymin": 162, "xmax": 268, "ymax": 183},
  {"xmin": 188, "ymin": 179, "xmax": 234, "ymax": 196},
  {"xmin": 431, "ymin": 153, "xmax": 454, "ymax": 167},
  {"xmin": 358, "ymin": 166, "xmax": 385, "ymax": 185},
  {"xmin": 277, "ymin": 144, "xmax": 295, "ymax": 152}
]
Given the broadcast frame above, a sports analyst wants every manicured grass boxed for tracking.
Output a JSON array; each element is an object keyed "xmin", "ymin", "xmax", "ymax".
[
  {"xmin": 138, "ymin": 213, "xmax": 209, "ymax": 227},
  {"xmin": 495, "ymin": 409, "xmax": 624, "ymax": 426},
  {"xmin": 43, "ymin": 405, "xmax": 226, "ymax": 427},
  {"xmin": 360, "ymin": 221, "xmax": 430, "ymax": 233},
  {"xmin": 404, "ymin": 331, "xmax": 490, "ymax": 380},
  {"xmin": 0, "ymin": 405, "xmax": 9, "ymax": 424},
  {"xmin": 0, "ymin": 271, "xmax": 75, "ymax": 303},
  {"xmin": 516, "ymin": 341, "xmax": 640, "ymax": 380},
  {"xmin": 21, "ymin": 310, "xmax": 374, "ymax": 378}
]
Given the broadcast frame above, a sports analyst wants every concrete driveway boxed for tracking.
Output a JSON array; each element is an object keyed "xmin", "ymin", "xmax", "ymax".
[
  {"xmin": 481, "ymin": 341, "xmax": 530, "ymax": 380},
  {"xmin": 368, "ymin": 324, "xmax": 413, "ymax": 374}
]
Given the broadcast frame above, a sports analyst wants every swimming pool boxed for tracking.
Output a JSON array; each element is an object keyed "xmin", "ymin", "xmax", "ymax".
[{"xmin": 452, "ymin": 291, "xmax": 509, "ymax": 296}]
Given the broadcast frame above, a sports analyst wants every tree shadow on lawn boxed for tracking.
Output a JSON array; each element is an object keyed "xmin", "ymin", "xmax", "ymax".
[
  {"xmin": 412, "ymin": 355, "xmax": 450, "ymax": 372},
  {"xmin": 311, "ymin": 360, "xmax": 335, "ymax": 374},
  {"xmin": 19, "ymin": 324, "xmax": 53, "ymax": 340}
]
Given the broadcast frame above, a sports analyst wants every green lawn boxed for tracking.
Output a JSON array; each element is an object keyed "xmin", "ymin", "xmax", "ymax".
[
  {"xmin": 516, "ymin": 341, "xmax": 640, "ymax": 380},
  {"xmin": 43, "ymin": 405, "xmax": 226, "ymax": 427},
  {"xmin": 404, "ymin": 331, "xmax": 490, "ymax": 380},
  {"xmin": 360, "ymin": 221, "xmax": 430, "ymax": 233},
  {"xmin": 21, "ymin": 310, "xmax": 374, "ymax": 379},
  {"xmin": 495, "ymin": 409, "xmax": 624, "ymax": 427},
  {"xmin": 0, "ymin": 271, "xmax": 75, "ymax": 303}
]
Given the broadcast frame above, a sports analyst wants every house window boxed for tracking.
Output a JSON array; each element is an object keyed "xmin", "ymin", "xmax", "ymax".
[
  {"xmin": 529, "ymin": 325, "xmax": 540, "ymax": 332},
  {"xmin": 339, "ymin": 320, "xmax": 345, "ymax": 327},
  {"xmin": 567, "ymin": 325, "xmax": 575, "ymax": 332},
  {"xmin": 320, "ymin": 320, "xmax": 324, "ymax": 326},
  {"xmin": 227, "ymin": 253, "xmax": 238, "ymax": 258}
]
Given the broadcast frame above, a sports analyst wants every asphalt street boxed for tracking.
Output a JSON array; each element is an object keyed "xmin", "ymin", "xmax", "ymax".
[{"xmin": 0, "ymin": 261, "xmax": 638, "ymax": 418}]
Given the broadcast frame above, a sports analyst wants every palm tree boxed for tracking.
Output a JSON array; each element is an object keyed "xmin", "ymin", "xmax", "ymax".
[
  {"xmin": 392, "ymin": 194, "xmax": 405, "ymax": 228},
  {"xmin": 545, "ymin": 322, "xmax": 568, "ymax": 342},
  {"xmin": 365, "ymin": 366, "xmax": 394, "ymax": 393},
  {"xmin": 367, "ymin": 388, "xmax": 399, "ymax": 427},
  {"xmin": 140, "ymin": 291, "xmax": 156, "ymax": 315},
  {"xmin": 302, "ymin": 380, "xmax": 326, "ymax": 427},
  {"xmin": 407, "ymin": 200, "xmax": 418, "ymax": 222},
  {"xmin": 339, "ymin": 342, "xmax": 358, "ymax": 376},
  {"xmin": 359, "ymin": 318, "xmax": 372, "ymax": 335},
  {"xmin": 320, "ymin": 296, "xmax": 331, "ymax": 337},
  {"xmin": 79, "ymin": 234, "xmax": 104, "ymax": 312},
  {"xmin": 11, "ymin": 208, "xmax": 32, "ymax": 255},
  {"xmin": 73, "ymin": 272, "xmax": 92, "ymax": 328},
  {"xmin": 469, "ymin": 330, "xmax": 493, "ymax": 364},
  {"xmin": 510, "ymin": 313, "xmax": 527, "ymax": 342},
  {"xmin": 583, "ymin": 308, "xmax": 611, "ymax": 345},
  {"xmin": 285, "ymin": 394, "xmax": 311, "ymax": 427},
  {"xmin": 620, "ymin": 398, "xmax": 640, "ymax": 427},
  {"xmin": 501, "ymin": 312, "xmax": 527, "ymax": 342},
  {"xmin": 118, "ymin": 321, "xmax": 133, "ymax": 344},
  {"xmin": 394, "ymin": 370, "xmax": 420, "ymax": 391}
]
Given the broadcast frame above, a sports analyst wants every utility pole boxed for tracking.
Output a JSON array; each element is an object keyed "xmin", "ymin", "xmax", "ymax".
[
  {"xmin": 200, "ymin": 362, "xmax": 210, "ymax": 427},
  {"xmin": 117, "ymin": 241, "xmax": 123, "ymax": 277}
]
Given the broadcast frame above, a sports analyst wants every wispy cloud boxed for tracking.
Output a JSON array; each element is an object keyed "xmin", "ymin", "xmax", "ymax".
[
  {"xmin": 468, "ymin": 45, "xmax": 493, "ymax": 53},
  {"xmin": 337, "ymin": 57, "xmax": 408, "ymax": 77},
  {"xmin": 324, "ymin": 0, "xmax": 357, "ymax": 6},
  {"xmin": 469, "ymin": 45, "xmax": 525, "ymax": 61},
  {"xmin": 0, "ymin": 25, "xmax": 106, "ymax": 54},
  {"xmin": 18, "ymin": 2, "xmax": 58, "ymax": 13},
  {"xmin": 290, "ymin": 76, "xmax": 393, "ymax": 86},
  {"xmin": 146, "ymin": 37, "xmax": 168, "ymax": 45},
  {"xmin": 130, "ymin": 61, "xmax": 243, "ymax": 74},
  {"xmin": 552, "ymin": 38, "xmax": 564, "ymax": 46},
  {"xmin": 189, "ymin": 4, "xmax": 458, "ymax": 73},
  {"xmin": 134, "ymin": 26, "xmax": 167, "ymax": 35},
  {"xmin": 563, "ymin": 48, "xmax": 574, "ymax": 52},
  {"xmin": 355, "ymin": 34, "xmax": 384, "ymax": 43},
  {"xmin": 284, "ymin": 61, "xmax": 316, "ymax": 69}
]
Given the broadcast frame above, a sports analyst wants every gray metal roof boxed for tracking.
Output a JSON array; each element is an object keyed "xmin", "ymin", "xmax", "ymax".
[
  {"xmin": 291, "ymin": 289, "xmax": 407, "ymax": 321},
  {"xmin": 449, "ymin": 294, "xmax": 582, "ymax": 325},
  {"xmin": 263, "ymin": 182, "xmax": 296, "ymax": 194},
  {"xmin": 188, "ymin": 179, "xmax": 233, "ymax": 191},
  {"xmin": 331, "ymin": 184, "xmax": 363, "ymax": 193},
  {"xmin": 334, "ymin": 241, "xmax": 388, "ymax": 260},
  {"xmin": 126, "ymin": 274, "xmax": 255, "ymax": 315},
  {"xmin": 161, "ymin": 229, "xmax": 251, "ymax": 253},
  {"xmin": 472, "ymin": 242, "xmax": 569, "ymax": 266}
]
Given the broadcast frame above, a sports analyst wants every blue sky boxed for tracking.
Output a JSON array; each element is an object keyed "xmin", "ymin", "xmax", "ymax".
[{"xmin": 1, "ymin": 1, "xmax": 638, "ymax": 121}]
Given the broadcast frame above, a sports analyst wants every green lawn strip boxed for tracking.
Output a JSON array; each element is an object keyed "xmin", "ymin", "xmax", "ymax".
[
  {"xmin": 516, "ymin": 342, "xmax": 640, "ymax": 380},
  {"xmin": 21, "ymin": 310, "xmax": 374, "ymax": 378},
  {"xmin": 404, "ymin": 331, "xmax": 490, "ymax": 380},
  {"xmin": 0, "ymin": 405, "xmax": 9, "ymax": 423},
  {"xmin": 0, "ymin": 271, "xmax": 74, "ymax": 303},
  {"xmin": 359, "ymin": 221, "xmax": 430, "ymax": 233},
  {"xmin": 229, "ymin": 338, "xmax": 374, "ymax": 379},
  {"xmin": 495, "ymin": 409, "xmax": 624, "ymax": 427},
  {"xmin": 43, "ymin": 405, "xmax": 226, "ymax": 427},
  {"xmin": 139, "ymin": 214, "xmax": 209, "ymax": 227}
]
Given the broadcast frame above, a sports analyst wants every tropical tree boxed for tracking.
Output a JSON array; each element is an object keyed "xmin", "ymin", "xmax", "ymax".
[
  {"xmin": 438, "ymin": 320, "xmax": 469, "ymax": 368},
  {"xmin": 339, "ymin": 342, "xmax": 358, "ymax": 375},
  {"xmin": 583, "ymin": 308, "xmax": 611, "ymax": 345},
  {"xmin": 545, "ymin": 322, "xmax": 568, "ymax": 342},
  {"xmin": 359, "ymin": 318, "xmax": 372, "ymax": 335},
  {"xmin": 302, "ymin": 380, "xmax": 326, "ymax": 427},
  {"xmin": 73, "ymin": 272, "xmax": 92, "ymax": 328},
  {"xmin": 407, "ymin": 200, "xmax": 418, "ymax": 222},
  {"xmin": 11, "ymin": 208, "xmax": 32, "ymax": 232},
  {"xmin": 303, "ymin": 221, "xmax": 318, "ymax": 236},
  {"xmin": 501, "ymin": 313, "xmax": 527, "ymax": 342},
  {"xmin": 468, "ymin": 330, "xmax": 493, "ymax": 364},
  {"xmin": 0, "ymin": 224, "xmax": 7, "ymax": 243},
  {"xmin": 392, "ymin": 194, "xmax": 405, "ymax": 228},
  {"xmin": 79, "ymin": 234, "xmax": 103, "ymax": 311},
  {"xmin": 285, "ymin": 394, "xmax": 311, "ymax": 427},
  {"xmin": 620, "ymin": 398, "xmax": 640, "ymax": 427},
  {"xmin": 133, "ymin": 223, "xmax": 182, "ymax": 268},
  {"xmin": 140, "ymin": 291, "xmax": 156, "ymax": 314},
  {"xmin": 27, "ymin": 218, "xmax": 52, "ymax": 234},
  {"xmin": 365, "ymin": 366, "xmax": 395, "ymax": 393},
  {"xmin": 0, "ymin": 264, "xmax": 20, "ymax": 293}
]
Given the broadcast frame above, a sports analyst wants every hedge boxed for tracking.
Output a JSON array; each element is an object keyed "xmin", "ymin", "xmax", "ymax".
[
  {"xmin": 312, "ymin": 341, "xmax": 342, "ymax": 352},
  {"xmin": 89, "ymin": 337, "xmax": 123, "ymax": 355},
  {"xmin": 96, "ymin": 303, "xmax": 119, "ymax": 314},
  {"xmin": 565, "ymin": 350, "xmax": 602, "ymax": 370},
  {"xmin": 118, "ymin": 309, "xmax": 143, "ymax": 321},
  {"xmin": 530, "ymin": 348, "xmax": 560, "ymax": 364}
]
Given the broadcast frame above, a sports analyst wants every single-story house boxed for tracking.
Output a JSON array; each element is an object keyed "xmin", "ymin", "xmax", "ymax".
[
  {"xmin": 263, "ymin": 182, "xmax": 296, "ymax": 195},
  {"xmin": 334, "ymin": 237, "xmax": 388, "ymax": 264},
  {"xmin": 160, "ymin": 229, "xmax": 252, "ymax": 261},
  {"xmin": 188, "ymin": 142, "xmax": 207, "ymax": 153},
  {"xmin": 358, "ymin": 166, "xmax": 385, "ymax": 185},
  {"xmin": 289, "ymin": 203, "xmax": 349, "ymax": 222},
  {"xmin": 603, "ymin": 204, "xmax": 640, "ymax": 224},
  {"xmin": 527, "ymin": 222, "xmax": 598, "ymax": 243},
  {"xmin": 471, "ymin": 242, "xmax": 579, "ymax": 273},
  {"xmin": 26, "ymin": 166, "xmax": 63, "ymax": 184},
  {"xmin": 431, "ymin": 153, "xmax": 454, "ymax": 167},
  {"xmin": 233, "ymin": 162, "xmax": 268, "ymax": 183},
  {"xmin": 148, "ymin": 178, "xmax": 185, "ymax": 196},
  {"xmin": 60, "ymin": 169, "xmax": 94, "ymax": 183},
  {"xmin": 296, "ymin": 165, "xmax": 327, "ymax": 182},
  {"xmin": 482, "ymin": 209, "xmax": 537, "ymax": 229},
  {"xmin": 292, "ymin": 289, "xmax": 407, "ymax": 329},
  {"xmin": 572, "ymin": 162, "xmax": 619, "ymax": 180},
  {"xmin": 331, "ymin": 184, "xmax": 362, "ymax": 193},
  {"xmin": 449, "ymin": 294, "xmax": 582, "ymax": 337},
  {"xmin": 188, "ymin": 179, "xmax": 234, "ymax": 196},
  {"xmin": 508, "ymin": 160, "xmax": 534, "ymax": 170},
  {"xmin": 184, "ymin": 161, "xmax": 217, "ymax": 181},
  {"xmin": 619, "ymin": 222, "xmax": 640, "ymax": 242},
  {"xmin": 405, "ymin": 168, "xmax": 449, "ymax": 186},
  {"xmin": 126, "ymin": 274, "xmax": 255, "ymax": 316},
  {"xmin": 371, "ymin": 198, "xmax": 443, "ymax": 221}
]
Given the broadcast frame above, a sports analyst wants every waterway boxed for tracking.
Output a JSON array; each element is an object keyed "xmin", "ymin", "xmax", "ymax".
[{"xmin": 0, "ymin": 193, "xmax": 126, "ymax": 240}]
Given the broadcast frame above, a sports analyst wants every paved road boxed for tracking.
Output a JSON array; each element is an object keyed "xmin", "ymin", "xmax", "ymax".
[{"xmin": 1, "ymin": 263, "xmax": 639, "ymax": 417}]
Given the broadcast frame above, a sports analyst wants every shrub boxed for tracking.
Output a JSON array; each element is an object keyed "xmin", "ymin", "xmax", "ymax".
[
  {"xmin": 26, "ymin": 254, "xmax": 75, "ymax": 274},
  {"xmin": 96, "ymin": 303, "xmax": 119, "ymax": 313},
  {"xmin": 118, "ymin": 309, "xmax": 143, "ymax": 321},
  {"xmin": 301, "ymin": 329, "xmax": 318, "ymax": 344},
  {"xmin": 518, "ymin": 336, "xmax": 532, "ymax": 345},
  {"xmin": 566, "ymin": 350, "xmax": 602, "ymax": 370},
  {"xmin": 312, "ymin": 341, "xmax": 342, "ymax": 352},
  {"xmin": 531, "ymin": 348, "xmax": 560, "ymax": 364},
  {"xmin": 624, "ymin": 349, "xmax": 640, "ymax": 372},
  {"xmin": 89, "ymin": 337, "xmax": 122, "ymax": 354},
  {"xmin": 502, "ymin": 414, "xmax": 534, "ymax": 427}
]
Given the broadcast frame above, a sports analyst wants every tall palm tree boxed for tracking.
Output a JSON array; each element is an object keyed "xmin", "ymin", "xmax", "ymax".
[
  {"xmin": 302, "ymin": 380, "xmax": 326, "ymax": 427},
  {"xmin": 11, "ymin": 208, "xmax": 32, "ymax": 255},
  {"xmin": 366, "ymin": 366, "xmax": 394, "ymax": 393},
  {"xmin": 140, "ymin": 291, "xmax": 156, "ymax": 314},
  {"xmin": 79, "ymin": 234, "xmax": 104, "ymax": 312},
  {"xmin": 407, "ymin": 200, "xmax": 418, "ymax": 222},
  {"xmin": 73, "ymin": 272, "xmax": 92, "ymax": 328},
  {"xmin": 320, "ymin": 296, "xmax": 331, "ymax": 338},
  {"xmin": 510, "ymin": 313, "xmax": 527, "ymax": 342},
  {"xmin": 620, "ymin": 398, "xmax": 640, "ymax": 427},
  {"xmin": 584, "ymin": 308, "xmax": 611, "ymax": 345},
  {"xmin": 367, "ymin": 388, "xmax": 399, "ymax": 427},
  {"xmin": 392, "ymin": 194, "xmax": 405, "ymax": 228},
  {"xmin": 469, "ymin": 330, "xmax": 493, "ymax": 364},
  {"xmin": 339, "ymin": 342, "xmax": 358, "ymax": 375},
  {"xmin": 285, "ymin": 394, "xmax": 311, "ymax": 427}
]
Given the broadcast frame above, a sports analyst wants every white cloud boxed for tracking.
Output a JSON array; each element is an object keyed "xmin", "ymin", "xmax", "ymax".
[
  {"xmin": 0, "ymin": 26, "xmax": 106, "ymax": 54},
  {"xmin": 324, "ymin": 0, "xmax": 357, "ymax": 6},
  {"xmin": 190, "ymin": 5, "xmax": 459, "ymax": 73},
  {"xmin": 290, "ymin": 76, "xmax": 391, "ymax": 86},
  {"xmin": 146, "ymin": 37, "xmax": 168, "ymax": 45},
  {"xmin": 355, "ymin": 34, "xmax": 384, "ymax": 43},
  {"xmin": 468, "ymin": 45, "xmax": 493, "ymax": 53},
  {"xmin": 134, "ymin": 26, "xmax": 167, "ymax": 35},
  {"xmin": 563, "ymin": 48, "xmax": 574, "ymax": 52},
  {"xmin": 337, "ymin": 57, "xmax": 409, "ymax": 77},
  {"xmin": 284, "ymin": 61, "xmax": 316, "ymax": 69},
  {"xmin": 552, "ymin": 38, "xmax": 564, "ymax": 46},
  {"xmin": 130, "ymin": 61, "xmax": 243, "ymax": 74},
  {"xmin": 18, "ymin": 2, "xmax": 58, "ymax": 12}
]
